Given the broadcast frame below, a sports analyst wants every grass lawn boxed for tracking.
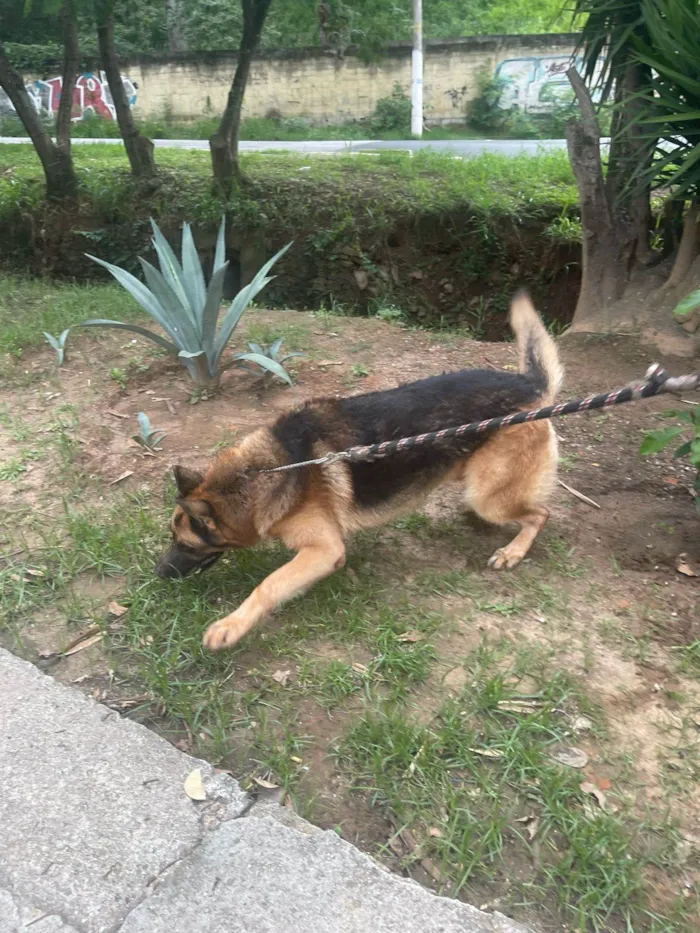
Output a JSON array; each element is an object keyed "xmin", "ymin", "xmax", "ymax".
[{"xmin": 1, "ymin": 273, "xmax": 698, "ymax": 932}]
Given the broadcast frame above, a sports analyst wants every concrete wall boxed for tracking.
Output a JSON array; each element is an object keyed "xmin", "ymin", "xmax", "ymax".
[
  {"xmin": 122, "ymin": 33, "xmax": 579, "ymax": 125},
  {"xmin": 2, "ymin": 34, "xmax": 580, "ymax": 127}
]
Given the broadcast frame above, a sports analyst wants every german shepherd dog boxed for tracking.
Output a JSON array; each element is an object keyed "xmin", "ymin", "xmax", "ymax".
[{"xmin": 156, "ymin": 292, "xmax": 563, "ymax": 652}]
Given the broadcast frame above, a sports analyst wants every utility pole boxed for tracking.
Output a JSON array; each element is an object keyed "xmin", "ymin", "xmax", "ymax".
[{"xmin": 411, "ymin": 0, "xmax": 423, "ymax": 137}]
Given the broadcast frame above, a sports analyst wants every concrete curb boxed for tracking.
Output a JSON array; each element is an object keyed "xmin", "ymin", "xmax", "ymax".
[{"xmin": 0, "ymin": 648, "xmax": 532, "ymax": 933}]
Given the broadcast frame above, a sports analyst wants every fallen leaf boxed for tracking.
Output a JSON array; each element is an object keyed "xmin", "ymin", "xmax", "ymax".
[
  {"xmin": 352, "ymin": 662, "xmax": 369, "ymax": 675},
  {"xmin": 108, "ymin": 601, "xmax": 129, "ymax": 618},
  {"xmin": 252, "ymin": 776, "xmax": 279, "ymax": 789},
  {"xmin": 63, "ymin": 632, "xmax": 103, "ymax": 656},
  {"xmin": 271, "ymin": 669, "xmax": 292, "ymax": 686},
  {"xmin": 397, "ymin": 630, "xmax": 424, "ymax": 643},
  {"xmin": 388, "ymin": 834, "xmax": 405, "ymax": 856},
  {"xmin": 514, "ymin": 814, "xmax": 540, "ymax": 840},
  {"xmin": 662, "ymin": 475, "xmax": 679, "ymax": 485},
  {"xmin": 616, "ymin": 599, "xmax": 631, "ymax": 611},
  {"xmin": 24, "ymin": 568, "xmax": 44, "ymax": 578},
  {"xmin": 550, "ymin": 746, "xmax": 589, "ymax": 769},
  {"xmin": 468, "ymin": 747, "xmax": 504, "ymax": 759},
  {"xmin": 184, "ymin": 768, "xmax": 207, "ymax": 801},
  {"xmin": 107, "ymin": 694, "xmax": 148, "ymax": 711},
  {"xmin": 596, "ymin": 776, "xmax": 612, "ymax": 791},
  {"xmin": 428, "ymin": 827, "xmax": 443, "ymax": 838},
  {"xmin": 580, "ymin": 781, "xmax": 607, "ymax": 809},
  {"xmin": 106, "ymin": 409, "xmax": 128, "ymax": 419},
  {"xmin": 571, "ymin": 715, "xmax": 593, "ymax": 733},
  {"xmin": 676, "ymin": 554, "xmax": 698, "ymax": 577},
  {"xmin": 109, "ymin": 470, "xmax": 134, "ymax": 486}
]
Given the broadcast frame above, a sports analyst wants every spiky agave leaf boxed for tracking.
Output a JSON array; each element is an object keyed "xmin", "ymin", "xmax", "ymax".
[
  {"xmin": 181, "ymin": 222, "xmax": 207, "ymax": 337},
  {"xmin": 43, "ymin": 328, "xmax": 70, "ymax": 365},
  {"xmin": 84, "ymin": 254, "xmax": 195, "ymax": 352},
  {"xmin": 212, "ymin": 242, "xmax": 292, "ymax": 370},
  {"xmin": 137, "ymin": 411, "xmax": 152, "ymax": 438},
  {"xmin": 233, "ymin": 352, "xmax": 294, "ymax": 387},
  {"xmin": 267, "ymin": 336, "xmax": 285, "ymax": 359},
  {"xmin": 199, "ymin": 262, "xmax": 229, "ymax": 370},
  {"xmin": 80, "ymin": 319, "xmax": 179, "ymax": 354}
]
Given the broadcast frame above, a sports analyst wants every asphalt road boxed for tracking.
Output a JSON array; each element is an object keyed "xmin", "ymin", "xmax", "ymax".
[{"xmin": 0, "ymin": 136, "xmax": 576, "ymax": 156}]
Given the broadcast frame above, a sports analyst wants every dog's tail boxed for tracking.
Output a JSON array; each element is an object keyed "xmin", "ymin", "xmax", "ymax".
[{"xmin": 509, "ymin": 290, "xmax": 563, "ymax": 404}]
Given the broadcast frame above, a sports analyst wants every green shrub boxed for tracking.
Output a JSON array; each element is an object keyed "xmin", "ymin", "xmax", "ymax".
[
  {"xmin": 369, "ymin": 83, "xmax": 412, "ymax": 136},
  {"xmin": 641, "ymin": 407, "xmax": 700, "ymax": 512},
  {"xmin": 468, "ymin": 73, "xmax": 509, "ymax": 134}
]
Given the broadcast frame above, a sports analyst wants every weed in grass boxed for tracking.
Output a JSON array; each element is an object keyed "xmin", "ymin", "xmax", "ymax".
[
  {"xmin": 212, "ymin": 427, "xmax": 239, "ymax": 454},
  {"xmin": 298, "ymin": 658, "xmax": 366, "ymax": 710},
  {"xmin": 674, "ymin": 640, "xmax": 700, "ymax": 677},
  {"xmin": 351, "ymin": 363, "xmax": 369, "ymax": 378},
  {"xmin": 0, "ymin": 456, "xmax": 28, "ymax": 482},
  {"xmin": 391, "ymin": 513, "xmax": 432, "ymax": 533},
  {"xmin": 110, "ymin": 367, "xmax": 128, "ymax": 389},
  {"xmin": 374, "ymin": 304, "xmax": 404, "ymax": 324}
]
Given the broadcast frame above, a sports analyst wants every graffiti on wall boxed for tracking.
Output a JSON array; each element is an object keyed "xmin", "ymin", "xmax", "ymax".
[
  {"xmin": 495, "ymin": 55, "xmax": 601, "ymax": 112},
  {"xmin": 0, "ymin": 71, "xmax": 137, "ymax": 121}
]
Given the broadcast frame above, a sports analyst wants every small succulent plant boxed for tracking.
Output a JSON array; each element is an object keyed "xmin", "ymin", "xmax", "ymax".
[
  {"xmin": 132, "ymin": 412, "xmax": 167, "ymax": 451},
  {"xmin": 234, "ymin": 337, "xmax": 303, "ymax": 387},
  {"xmin": 44, "ymin": 328, "xmax": 70, "ymax": 366}
]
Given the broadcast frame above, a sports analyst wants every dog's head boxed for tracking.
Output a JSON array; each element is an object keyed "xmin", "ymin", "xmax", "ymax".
[{"xmin": 155, "ymin": 464, "xmax": 250, "ymax": 579}]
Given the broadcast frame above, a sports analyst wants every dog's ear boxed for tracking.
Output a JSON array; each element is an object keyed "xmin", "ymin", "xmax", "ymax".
[
  {"xmin": 176, "ymin": 497, "xmax": 217, "ymax": 531},
  {"xmin": 173, "ymin": 465, "xmax": 203, "ymax": 497}
]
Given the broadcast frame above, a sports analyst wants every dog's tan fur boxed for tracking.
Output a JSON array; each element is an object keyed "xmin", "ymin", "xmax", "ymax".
[{"xmin": 158, "ymin": 293, "xmax": 562, "ymax": 651}]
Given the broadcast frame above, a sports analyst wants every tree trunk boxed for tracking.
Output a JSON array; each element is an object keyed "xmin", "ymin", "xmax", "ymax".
[
  {"xmin": 566, "ymin": 67, "xmax": 636, "ymax": 332},
  {"xmin": 96, "ymin": 13, "xmax": 156, "ymax": 178},
  {"xmin": 318, "ymin": 2, "xmax": 330, "ymax": 46},
  {"xmin": 56, "ymin": 0, "xmax": 79, "ymax": 154},
  {"xmin": 209, "ymin": 0, "xmax": 273, "ymax": 197},
  {"xmin": 665, "ymin": 201, "xmax": 700, "ymax": 290},
  {"xmin": 164, "ymin": 0, "xmax": 188, "ymax": 53},
  {"xmin": 605, "ymin": 64, "xmax": 653, "ymax": 266},
  {"xmin": 0, "ymin": 41, "xmax": 78, "ymax": 202}
]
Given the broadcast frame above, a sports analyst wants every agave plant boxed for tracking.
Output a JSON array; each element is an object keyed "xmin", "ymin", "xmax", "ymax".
[
  {"xmin": 44, "ymin": 328, "xmax": 70, "ymax": 366},
  {"xmin": 235, "ymin": 337, "xmax": 303, "ymax": 388},
  {"xmin": 81, "ymin": 217, "xmax": 291, "ymax": 387},
  {"xmin": 132, "ymin": 412, "xmax": 167, "ymax": 452}
]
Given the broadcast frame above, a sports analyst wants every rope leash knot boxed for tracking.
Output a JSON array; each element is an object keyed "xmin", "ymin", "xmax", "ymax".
[{"xmin": 257, "ymin": 364, "xmax": 699, "ymax": 476}]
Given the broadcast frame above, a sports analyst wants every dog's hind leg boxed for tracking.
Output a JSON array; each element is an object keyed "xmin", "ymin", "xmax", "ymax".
[
  {"xmin": 203, "ymin": 506, "xmax": 345, "ymax": 651},
  {"xmin": 461, "ymin": 420, "xmax": 557, "ymax": 570}
]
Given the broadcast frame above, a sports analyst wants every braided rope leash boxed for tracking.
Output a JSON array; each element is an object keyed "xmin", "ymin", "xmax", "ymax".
[{"xmin": 259, "ymin": 364, "xmax": 700, "ymax": 475}]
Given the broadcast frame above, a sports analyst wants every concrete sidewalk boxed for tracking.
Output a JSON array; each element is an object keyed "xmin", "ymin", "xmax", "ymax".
[{"xmin": 0, "ymin": 648, "xmax": 530, "ymax": 933}]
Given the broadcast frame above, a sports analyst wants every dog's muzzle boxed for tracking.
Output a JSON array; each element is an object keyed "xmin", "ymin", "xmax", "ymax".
[{"xmin": 155, "ymin": 546, "xmax": 223, "ymax": 579}]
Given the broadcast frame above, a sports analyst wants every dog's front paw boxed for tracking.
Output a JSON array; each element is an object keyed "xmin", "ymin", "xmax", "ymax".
[
  {"xmin": 203, "ymin": 616, "xmax": 247, "ymax": 651},
  {"xmin": 487, "ymin": 547, "xmax": 523, "ymax": 571}
]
